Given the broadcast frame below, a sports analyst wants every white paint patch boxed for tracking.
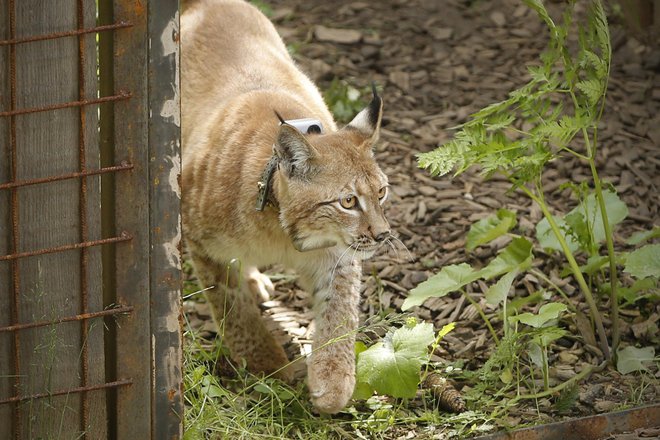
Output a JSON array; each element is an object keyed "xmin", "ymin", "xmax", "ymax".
[
  {"xmin": 164, "ymin": 289, "xmax": 181, "ymax": 333},
  {"xmin": 166, "ymin": 151, "xmax": 181, "ymax": 199},
  {"xmin": 163, "ymin": 215, "xmax": 182, "ymax": 269},
  {"xmin": 160, "ymin": 11, "xmax": 181, "ymax": 127}
]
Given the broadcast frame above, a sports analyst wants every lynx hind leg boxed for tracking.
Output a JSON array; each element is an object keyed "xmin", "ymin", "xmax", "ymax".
[
  {"xmin": 245, "ymin": 266, "xmax": 274, "ymax": 303},
  {"xmin": 189, "ymin": 251, "xmax": 293, "ymax": 382}
]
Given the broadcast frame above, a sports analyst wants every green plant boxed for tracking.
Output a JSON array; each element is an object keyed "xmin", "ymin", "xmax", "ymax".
[
  {"xmin": 408, "ymin": 0, "xmax": 658, "ymax": 368},
  {"xmin": 353, "ymin": 318, "xmax": 454, "ymax": 400},
  {"xmin": 323, "ymin": 78, "xmax": 368, "ymax": 123}
]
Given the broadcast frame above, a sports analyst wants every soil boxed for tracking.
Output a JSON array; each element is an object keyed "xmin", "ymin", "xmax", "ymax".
[{"xmin": 184, "ymin": 0, "xmax": 659, "ymax": 438}]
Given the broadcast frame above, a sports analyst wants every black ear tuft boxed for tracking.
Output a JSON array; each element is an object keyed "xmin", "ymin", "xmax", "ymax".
[{"xmin": 347, "ymin": 83, "xmax": 383, "ymax": 143}]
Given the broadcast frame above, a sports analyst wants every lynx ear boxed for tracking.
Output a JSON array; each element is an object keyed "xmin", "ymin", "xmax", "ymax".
[
  {"xmin": 274, "ymin": 121, "xmax": 317, "ymax": 179},
  {"xmin": 347, "ymin": 83, "xmax": 383, "ymax": 144}
]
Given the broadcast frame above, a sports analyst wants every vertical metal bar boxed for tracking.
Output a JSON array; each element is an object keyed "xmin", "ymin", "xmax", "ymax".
[
  {"xmin": 98, "ymin": 0, "xmax": 118, "ymax": 437},
  {"xmin": 7, "ymin": 0, "xmax": 22, "ymax": 437},
  {"xmin": 76, "ymin": 0, "xmax": 90, "ymax": 436},
  {"xmin": 148, "ymin": 0, "xmax": 183, "ymax": 437},
  {"xmin": 114, "ymin": 0, "xmax": 151, "ymax": 437}
]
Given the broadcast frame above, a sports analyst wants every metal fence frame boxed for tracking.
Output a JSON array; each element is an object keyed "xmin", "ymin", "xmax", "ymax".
[{"xmin": 0, "ymin": 1, "xmax": 182, "ymax": 438}]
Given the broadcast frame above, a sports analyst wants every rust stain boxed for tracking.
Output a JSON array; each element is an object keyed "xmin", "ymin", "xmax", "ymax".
[
  {"xmin": 575, "ymin": 414, "xmax": 608, "ymax": 438},
  {"xmin": 134, "ymin": 0, "xmax": 145, "ymax": 17},
  {"xmin": 167, "ymin": 388, "xmax": 175, "ymax": 401}
]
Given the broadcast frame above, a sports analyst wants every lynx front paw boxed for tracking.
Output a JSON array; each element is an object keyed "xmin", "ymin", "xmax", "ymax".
[
  {"xmin": 307, "ymin": 359, "xmax": 355, "ymax": 414},
  {"xmin": 245, "ymin": 267, "xmax": 274, "ymax": 302}
]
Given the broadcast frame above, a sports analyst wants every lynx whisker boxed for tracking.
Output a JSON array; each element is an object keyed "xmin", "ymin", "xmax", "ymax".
[
  {"xmin": 389, "ymin": 235, "xmax": 414, "ymax": 263},
  {"xmin": 384, "ymin": 238, "xmax": 401, "ymax": 262}
]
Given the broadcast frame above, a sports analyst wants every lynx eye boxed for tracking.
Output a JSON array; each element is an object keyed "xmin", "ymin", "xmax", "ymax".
[
  {"xmin": 339, "ymin": 195, "xmax": 357, "ymax": 209},
  {"xmin": 378, "ymin": 186, "xmax": 388, "ymax": 200}
]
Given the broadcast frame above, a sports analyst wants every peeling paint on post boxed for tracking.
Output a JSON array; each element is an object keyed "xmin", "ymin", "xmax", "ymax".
[{"xmin": 148, "ymin": 1, "xmax": 182, "ymax": 438}]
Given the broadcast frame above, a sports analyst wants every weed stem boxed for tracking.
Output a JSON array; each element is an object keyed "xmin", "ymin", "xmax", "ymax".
[
  {"xmin": 529, "ymin": 269, "xmax": 575, "ymax": 310},
  {"xmin": 461, "ymin": 290, "xmax": 499, "ymax": 345},
  {"xmin": 583, "ymin": 128, "xmax": 620, "ymax": 357},
  {"xmin": 520, "ymin": 183, "xmax": 610, "ymax": 360},
  {"xmin": 512, "ymin": 360, "xmax": 607, "ymax": 402}
]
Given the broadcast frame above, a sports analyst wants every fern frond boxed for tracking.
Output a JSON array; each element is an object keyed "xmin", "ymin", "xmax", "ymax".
[
  {"xmin": 576, "ymin": 78, "xmax": 603, "ymax": 106},
  {"xmin": 589, "ymin": 0, "xmax": 611, "ymax": 65},
  {"xmin": 418, "ymin": 140, "xmax": 470, "ymax": 177},
  {"xmin": 485, "ymin": 113, "xmax": 516, "ymax": 132}
]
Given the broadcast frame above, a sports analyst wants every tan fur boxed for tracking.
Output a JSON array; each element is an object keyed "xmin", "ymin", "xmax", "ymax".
[{"xmin": 182, "ymin": 0, "xmax": 390, "ymax": 414}]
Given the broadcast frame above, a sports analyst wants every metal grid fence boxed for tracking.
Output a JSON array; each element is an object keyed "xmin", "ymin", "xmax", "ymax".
[{"xmin": 0, "ymin": 1, "xmax": 182, "ymax": 438}]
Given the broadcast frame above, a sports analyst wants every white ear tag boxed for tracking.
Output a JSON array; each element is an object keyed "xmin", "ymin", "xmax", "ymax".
[{"xmin": 282, "ymin": 118, "xmax": 323, "ymax": 134}]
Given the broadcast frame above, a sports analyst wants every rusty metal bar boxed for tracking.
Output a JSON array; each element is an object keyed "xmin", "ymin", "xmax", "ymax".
[
  {"xmin": 0, "ymin": 21, "xmax": 132, "ymax": 46},
  {"xmin": 0, "ymin": 306, "xmax": 134, "ymax": 333},
  {"xmin": 76, "ymin": 1, "xmax": 91, "ymax": 435},
  {"xmin": 7, "ymin": 0, "xmax": 22, "ymax": 437},
  {"xmin": 0, "ymin": 233, "xmax": 132, "ymax": 262},
  {"xmin": 0, "ymin": 162, "xmax": 133, "ymax": 190},
  {"xmin": 113, "ymin": 0, "xmax": 152, "ymax": 436},
  {"xmin": 0, "ymin": 379, "xmax": 133, "ymax": 405},
  {"xmin": 474, "ymin": 403, "xmax": 660, "ymax": 440},
  {"xmin": 0, "ymin": 92, "xmax": 131, "ymax": 118},
  {"xmin": 148, "ymin": 1, "xmax": 184, "ymax": 437}
]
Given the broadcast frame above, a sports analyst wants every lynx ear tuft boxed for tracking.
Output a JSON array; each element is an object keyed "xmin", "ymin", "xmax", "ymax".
[
  {"xmin": 274, "ymin": 123, "xmax": 316, "ymax": 179},
  {"xmin": 347, "ymin": 83, "xmax": 383, "ymax": 144}
]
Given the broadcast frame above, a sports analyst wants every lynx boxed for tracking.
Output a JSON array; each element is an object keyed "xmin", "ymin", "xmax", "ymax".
[{"xmin": 181, "ymin": 0, "xmax": 391, "ymax": 413}]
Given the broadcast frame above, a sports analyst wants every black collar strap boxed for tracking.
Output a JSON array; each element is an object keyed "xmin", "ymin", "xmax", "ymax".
[{"xmin": 255, "ymin": 155, "xmax": 279, "ymax": 211}]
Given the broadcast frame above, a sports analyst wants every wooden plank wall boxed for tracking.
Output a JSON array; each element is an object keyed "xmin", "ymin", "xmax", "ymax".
[{"xmin": 0, "ymin": 1, "xmax": 106, "ymax": 438}]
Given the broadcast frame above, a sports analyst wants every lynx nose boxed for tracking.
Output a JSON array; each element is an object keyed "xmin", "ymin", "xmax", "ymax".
[{"xmin": 375, "ymin": 231, "xmax": 390, "ymax": 243}]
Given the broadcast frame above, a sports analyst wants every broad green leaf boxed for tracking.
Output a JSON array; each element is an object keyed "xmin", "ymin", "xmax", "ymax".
[
  {"xmin": 536, "ymin": 190, "xmax": 628, "ymax": 253},
  {"xmin": 577, "ymin": 255, "xmax": 609, "ymax": 276},
  {"xmin": 405, "ymin": 239, "xmax": 532, "ymax": 310},
  {"xmin": 527, "ymin": 341, "xmax": 544, "ymax": 367},
  {"xmin": 485, "ymin": 270, "xmax": 518, "ymax": 306},
  {"xmin": 511, "ymin": 302, "xmax": 567, "ymax": 328},
  {"xmin": 565, "ymin": 210, "xmax": 592, "ymax": 251},
  {"xmin": 356, "ymin": 322, "xmax": 435, "ymax": 398},
  {"xmin": 392, "ymin": 321, "xmax": 436, "ymax": 359},
  {"xmin": 466, "ymin": 209, "xmax": 517, "ymax": 251},
  {"xmin": 618, "ymin": 278, "xmax": 658, "ymax": 305},
  {"xmin": 579, "ymin": 190, "xmax": 628, "ymax": 244},
  {"xmin": 626, "ymin": 227, "xmax": 660, "ymax": 246},
  {"xmin": 476, "ymin": 237, "xmax": 533, "ymax": 280},
  {"xmin": 616, "ymin": 346, "xmax": 655, "ymax": 375},
  {"xmin": 624, "ymin": 244, "xmax": 660, "ymax": 279},
  {"xmin": 402, "ymin": 263, "xmax": 476, "ymax": 310},
  {"xmin": 530, "ymin": 326, "xmax": 566, "ymax": 346},
  {"xmin": 508, "ymin": 291, "xmax": 544, "ymax": 314},
  {"xmin": 355, "ymin": 340, "xmax": 369, "ymax": 356},
  {"xmin": 356, "ymin": 341, "xmax": 421, "ymax": 398},
  {"xmin": 536, "ymin": 215, "xmax": 580, "ymax": 253},
  {"xmin": 352, "ymin": 380, "xmax": 374, "ymax": 400}
]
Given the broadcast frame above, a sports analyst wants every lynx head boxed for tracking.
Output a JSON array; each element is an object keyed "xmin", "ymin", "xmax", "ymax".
[{"xmin": 273, "ymin": 89, "xmax": 390, "ymax": 259}]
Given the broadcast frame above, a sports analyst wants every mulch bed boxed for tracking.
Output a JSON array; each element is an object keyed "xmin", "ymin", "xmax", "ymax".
[{"xmin": 184, "ymin": 0, "xmax": 659, "ymax": 437}]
